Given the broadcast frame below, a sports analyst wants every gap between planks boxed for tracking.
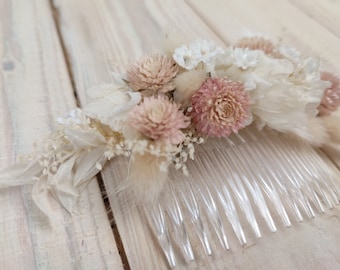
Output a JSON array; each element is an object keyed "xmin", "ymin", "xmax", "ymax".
[
  {"xmin": 49, "ymin": 0, "xmax": 80, "ymax": 108},
  {"xmin": 97, "ymin": 173, "xmax": 131, "ymax": 270},
  {"xmin": 48, "ymin": 0, "xmax": 130, "ymax": 268}
]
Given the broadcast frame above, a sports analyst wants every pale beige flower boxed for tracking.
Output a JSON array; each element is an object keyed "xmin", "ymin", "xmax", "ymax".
[
  {"xmin": 235, "ymin": 36, "xmax": 277, "ymax": 56},
  {"xmin": 129, "ymin": 95, "xmax": 190, "ymax": 144},
  {"xmin": 127, "ymin": 53, "xmax": 179, "ymax": 93}
]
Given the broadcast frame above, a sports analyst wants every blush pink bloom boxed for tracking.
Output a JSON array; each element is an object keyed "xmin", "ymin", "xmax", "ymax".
[
  {"xmin": 318, "ymin": 72, "xmax": 340, "ymax": 116},
  {"xmin": 191, "ymin": 78, "xmax": 251, "ymax": 137},
  {"xmin": 129, "ymin": 95, "xmax": 190, "ymax": 144}
]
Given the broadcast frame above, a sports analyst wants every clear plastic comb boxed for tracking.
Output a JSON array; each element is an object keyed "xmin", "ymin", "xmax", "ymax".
[{"xmin": 122, "ymin": 126, "xmax": 340, "ymax": 268}]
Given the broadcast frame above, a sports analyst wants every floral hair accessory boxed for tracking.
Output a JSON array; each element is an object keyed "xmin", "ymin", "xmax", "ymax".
[{"xmin": 1, "ymin": 36, "xmax": 340, "ymax": 214}]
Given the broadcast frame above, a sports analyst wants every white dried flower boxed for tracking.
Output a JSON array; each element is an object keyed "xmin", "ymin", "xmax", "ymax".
[
  {"xmin": 173, "ymin": 44, "xmax": 201, "ymax": 70},
  {"xmin": 278, "ymin": 44, "xmax": 301, "ymax": 61},
  {"xmin": 173, "ymin": 39, "xmax": 223, "ymax": 71},
  {"xmin": 231, "ymin": 47, "xmax": 261, "ymax": 69},
  {"xmin": 190, "ymin": 39, "xmax": 223, "ymax": 71},
  {"xmin": 252, "ymin": 58, "xmax": 327, "ymax": 139}
]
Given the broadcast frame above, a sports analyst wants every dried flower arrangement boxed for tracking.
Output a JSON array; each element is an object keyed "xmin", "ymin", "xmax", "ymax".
[{"xmin": 1, "ymin": 36, "xmax": 340, "ymax": 214}]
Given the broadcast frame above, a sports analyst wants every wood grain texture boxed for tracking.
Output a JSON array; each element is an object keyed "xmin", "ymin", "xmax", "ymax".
[
  {"xmin": 0, "ymin": 0, "xmax": 122, "ymax": 269},
  {"xmin": 186, "ymin": 0, "xmax": 340, "ymax": 72},
  {"xmin": 53, "ymin": 0, "xmax": 340, "ymax": 269},
  {"xmin": 288, "ymin": 0, "xmax": 340, "ymax": 38}
]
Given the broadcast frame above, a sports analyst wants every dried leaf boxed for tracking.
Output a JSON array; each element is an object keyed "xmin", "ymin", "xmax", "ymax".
[{"xmin": 0, "ymin": 160, "xmax": 42, "ymax": 187}]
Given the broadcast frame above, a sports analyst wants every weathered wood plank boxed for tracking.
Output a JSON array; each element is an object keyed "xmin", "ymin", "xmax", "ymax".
[
  {"xmin": 288, "ymin": 0, "xmax": 340, "ymax": 38},
  {"xmin": 186, "ymin": 0, "xmax": 340, "ymax": 72},
  {"xmin": 0, "ymin": 0, "xmax": 122, "ymax": 269}
]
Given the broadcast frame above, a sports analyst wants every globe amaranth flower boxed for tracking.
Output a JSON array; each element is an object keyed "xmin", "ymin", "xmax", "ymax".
[
  {"xmin": 127, "ymin": 53, "xmax": 179, "ymax": 93},
  {"xmin": 318, "ymin": 72, "xmax": 340, "ymax": 116},
  {"xmin": 129, "ymin": 95, "xmax": 190, "ymax": 144},
  {"xmin": 191, "ymin": 78, "xmax": 251, "ymax": 137}
]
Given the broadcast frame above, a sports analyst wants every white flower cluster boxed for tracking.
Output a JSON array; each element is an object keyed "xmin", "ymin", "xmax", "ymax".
[
  {"xmin": 172, "ymin": 39, "xmax": 330, "ymax": 143},
  {"xmin": 173, "ymin": 39, "xmax": 223, "ymax": 71}
]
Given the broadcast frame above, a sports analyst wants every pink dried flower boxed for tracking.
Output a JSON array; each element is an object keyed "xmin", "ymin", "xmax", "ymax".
[
  {"xmin": 129, "ymin": 95, "xmax": 190, "ymax": 144},
  {"xmin": 235, "ymin": 36, "xmax": 277, "ymax": 56},
  {"xmin": 318, "ymin": 72, "xmax": 340, "ymax": 116},
  {"xmin": 191, "ymin": 78, "xmax": 251, "ymax": 137},
  {"xmin": 127, "ymin": 53, "xmax": 179, "ymax": 93}
]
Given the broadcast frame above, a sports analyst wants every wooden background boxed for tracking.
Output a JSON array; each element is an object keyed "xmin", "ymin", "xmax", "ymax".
[{"xmin": 0, "ymin": 0, "xmax": 340, "ymax": 269}]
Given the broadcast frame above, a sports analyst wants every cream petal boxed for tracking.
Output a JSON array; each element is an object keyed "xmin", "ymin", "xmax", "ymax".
[
  {"xmin": 73, "ymin": 146, "xmax": 107, "ymax": 188},
  {"xmin": 64, "ymin": 128, "xmax": 106, "ymax": 149},
  {"xmin": 84, "ymin": 90, "xmax": 141, "ymax": 130}
]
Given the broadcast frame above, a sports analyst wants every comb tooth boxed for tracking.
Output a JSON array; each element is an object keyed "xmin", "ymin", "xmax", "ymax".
[
  {"xmin": 293, "ymin": 140, "xmax": 340, "ymax": 207},
  {"xmin": 251, "ymin": 180, "xmax": 278, "ymax": 231},
  {"xmin": 312, "ymin": 148, "xmax": 340, "ymax": 202},
  {"xmin": 231, "ymin": 142, "xmax": 292, "ymax": 227},
  {"xmin": 266, "ymin": 129, "xmax": 340, "ymax": 207},
  {"xmin": 196, "ymin": 153, "xmax": 247, "ymax": 246},
  {"xmin": 272, "ymin": 138, "xmax": 326, "ymax": 212},
  {"xmin": 215, "ymin": 181, "xmax": 247, "ymax": 245},
  {"xmin": 177, "ymin": 180, "xmax": 212, "ymax": 256},
  {"xmin": 227, "ymin": 171, "xmax": 262, "ymax": 237},
  {"xmin": 295, "ymin": 160, "xmax": 334, "ymax": 211},
  {"xmin": 144, "ymin": 204, "xmax": 176, "ymax": 268},
  {"xmin": 189, "ymin": 161, "xmax": 230, "ymax": 250},
  {"xmin": 267, "ymin": 136, "xmax": 332, "ymax": 213},
  {"xmin": 249, "ymin": 140, "xmax": 306, "ymax": 221},
  {"xmin": 221, "ymin": 143, "xmax": 277, "ymax": 232},
  {"xmin": 244, "ymin": 132, "xmax": 316, "ymax": 219},
  {"xmin": 162, "ymin": 188, "xmax": 195, "ymax": 262},
  {"xmin": 206, "ymin": 148, "xmax": 262, "ymax": 238},
  {"xmin": 256, "ymin": 137, "xmax": 316, "ymax": 218}
]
